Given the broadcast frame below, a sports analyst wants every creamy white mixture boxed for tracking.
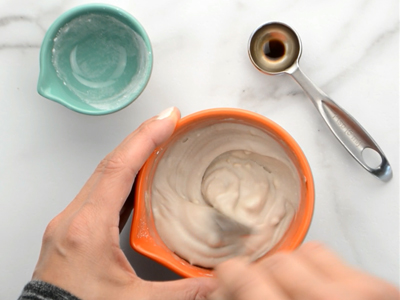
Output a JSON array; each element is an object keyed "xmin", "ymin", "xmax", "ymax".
[{"xmin": 151, "ymin": 121, "xmax": 300, "ymax": 268}]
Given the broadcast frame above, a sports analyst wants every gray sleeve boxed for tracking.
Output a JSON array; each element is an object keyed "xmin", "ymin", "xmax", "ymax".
[{"xmin": 18, "ymin": 280, "xmax": 82, "ymax": 300}]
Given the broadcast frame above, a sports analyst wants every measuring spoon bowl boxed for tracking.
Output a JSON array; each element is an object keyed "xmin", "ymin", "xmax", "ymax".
[{"xmin": 248, "ymin": 21, "xmax": 301, "ymax": 75}]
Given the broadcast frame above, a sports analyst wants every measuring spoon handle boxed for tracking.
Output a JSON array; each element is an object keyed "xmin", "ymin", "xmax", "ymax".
[{"xmin": 290, "ymin": 67, "xmax": 392, "ymax": 182}]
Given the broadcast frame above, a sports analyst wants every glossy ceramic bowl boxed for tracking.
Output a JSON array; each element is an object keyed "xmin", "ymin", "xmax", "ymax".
[
  {"xmin": 130, "ymin": 108, "xmax": 314, "ymax": 277},
  {"xmin": 38, "ymin": 4, "xmax": 152, "ymax": 115}
]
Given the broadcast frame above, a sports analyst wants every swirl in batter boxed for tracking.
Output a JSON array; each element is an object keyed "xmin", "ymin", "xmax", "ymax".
[{"xmin": 151, "ymin": 121, "xmax": 300, "ymax": 268}]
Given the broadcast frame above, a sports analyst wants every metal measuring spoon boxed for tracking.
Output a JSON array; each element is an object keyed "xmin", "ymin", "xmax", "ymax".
[{"xmin": 248, "ymin": 21, "xmax": 392, "ymax": 182}]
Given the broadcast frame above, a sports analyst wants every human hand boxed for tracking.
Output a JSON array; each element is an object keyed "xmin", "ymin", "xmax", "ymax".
[
  {"xmin": 32, "ymin": 107, "xmax": 216, "ymax": 300},
  {"xmin": 213, "ymin": 242, "xmax": 399, "ymax": 300}
]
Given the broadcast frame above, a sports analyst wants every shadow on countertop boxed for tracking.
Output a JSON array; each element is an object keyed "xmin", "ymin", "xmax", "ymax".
[{"xmin": 120, "ymin": 213, "xmax": 182, "ymax": 281}]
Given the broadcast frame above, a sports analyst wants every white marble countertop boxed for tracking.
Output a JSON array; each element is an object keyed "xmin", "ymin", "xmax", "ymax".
[{"xmin": 0, "ymin": 0, "xmax": 398, "ymax": 298}]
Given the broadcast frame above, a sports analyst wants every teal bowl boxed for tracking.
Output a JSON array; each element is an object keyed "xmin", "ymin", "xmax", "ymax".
[{"xmin": 38, "ymin": 4, "xmax": 153, "ymax": 115}]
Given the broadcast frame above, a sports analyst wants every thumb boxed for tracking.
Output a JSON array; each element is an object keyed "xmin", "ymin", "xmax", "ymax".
[
  {"xmin": 143, "ymin": 278, "xmax": 218, "ymax": 300},
  {"xmin": 67, "ymin": 107, "xmax": 180, "ymax": 220}
]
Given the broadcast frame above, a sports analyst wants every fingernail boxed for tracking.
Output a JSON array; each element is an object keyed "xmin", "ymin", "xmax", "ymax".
[{"xmin": 157, "ymin": 107, "xmax": 175, "ymax": 120}]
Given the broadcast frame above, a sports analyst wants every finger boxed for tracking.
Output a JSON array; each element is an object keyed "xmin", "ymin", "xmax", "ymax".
[
  {"xmin": 138, "ymin": 277, "xmax": 217, "ymax": 300},
  {"xmin": 91, "ymin": 107, "xmax": 180, "ymax": 217},
  {"xmin": 297, "ymin": 243, "xmax": 400, "ymax": 300},
  {"xmin": 260, "ymin": 252, "xmax": 333, "ymax": 299},
  {"xmin": 215, "ymin": 258, "xmax": 288, "ymax": 300},
  {"xmin": 66, "ymin": 107, "xmax": 180, "ymax": 220},
  {"xmin": 63, "ymin": 117, "xmax": 159, "ymax": 214},
  {"xmin": 295, "ymin": 242, "xmax": 359, "ymax": 280}
]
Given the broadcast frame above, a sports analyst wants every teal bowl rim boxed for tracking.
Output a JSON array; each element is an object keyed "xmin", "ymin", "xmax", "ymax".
[{"xmin": 38, "ymin": 3, "xmax": 153, "ymax": 115}]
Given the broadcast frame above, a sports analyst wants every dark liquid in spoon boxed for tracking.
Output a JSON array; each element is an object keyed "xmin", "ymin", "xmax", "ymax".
[{"xmin": 263, "ymin": 39, "xmax": 285, "ymax": 59}]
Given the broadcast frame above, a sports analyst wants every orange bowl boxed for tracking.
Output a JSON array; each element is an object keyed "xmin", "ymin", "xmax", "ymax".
[{"xmin": 130, "ymin": 108, "xmax": 314, "ymax": 278}]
